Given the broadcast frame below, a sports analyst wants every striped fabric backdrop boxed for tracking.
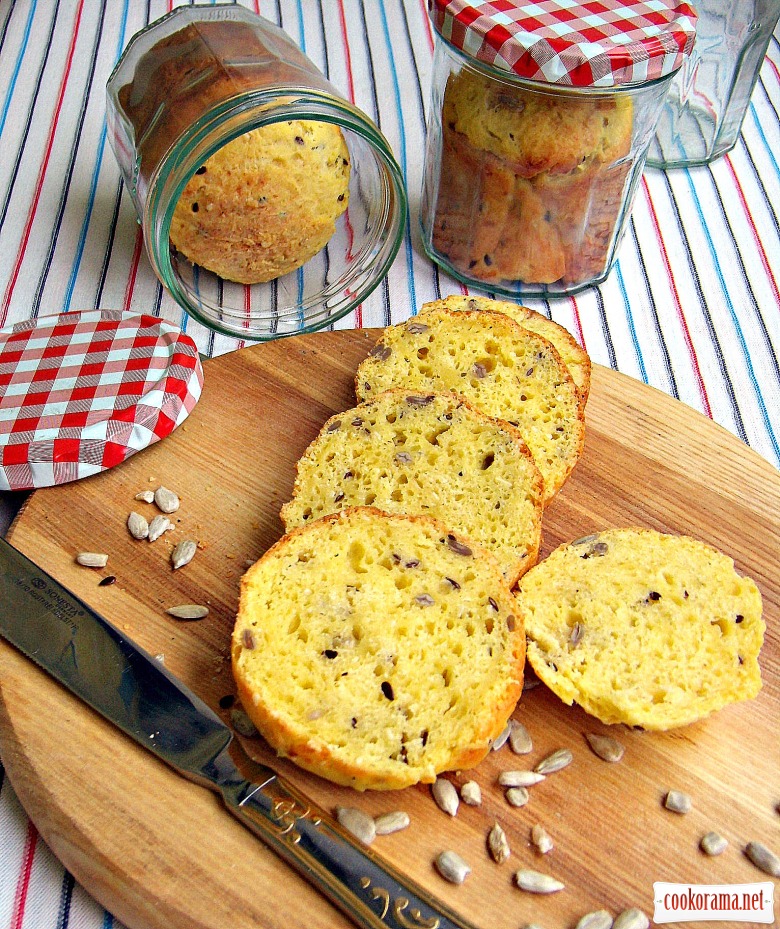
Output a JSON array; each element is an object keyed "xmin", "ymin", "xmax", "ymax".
[{"xmin": 0, "ymin": 1, "xmax": 778, "ymax": 927}]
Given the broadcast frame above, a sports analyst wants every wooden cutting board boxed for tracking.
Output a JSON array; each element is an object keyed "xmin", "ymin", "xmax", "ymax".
[{"xmin": 1, "ymin": 329, "xmax": 778, "ymax": 929}]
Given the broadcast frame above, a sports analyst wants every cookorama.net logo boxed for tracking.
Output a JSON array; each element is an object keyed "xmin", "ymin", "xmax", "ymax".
[{"xmin": 654, "ymin": 882, "xmax": 775, "ymax": 923}]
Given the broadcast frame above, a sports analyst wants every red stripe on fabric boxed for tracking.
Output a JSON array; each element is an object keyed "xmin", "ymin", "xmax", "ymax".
[
  {"xmin": 122, "ymin": 226, "xmax": 144, "ymax": 313},
  {"xmin": 419, "ymin": 0, "xmax": 435, "ymax": 52},
  {"xmin": 337, "ymin": 0, "xmax": 362, "ymax": 328},
  {"xmin": 641, "ymin": 177, "xmax": 712, "ymax": 418},
  {"xmin": 724, "ymin": 154, "xmax": 780, "ymax": 309},
  {"xmin": 568, "ymin": 296, "xmax": 586, "ymax": 351},
  {"xmin": 9, "ymin": 820, "xmax": 39, "ymax": 929},
  {"xmin": 1, "ymin": 0, "xmax": 86, "ymax": 326}
]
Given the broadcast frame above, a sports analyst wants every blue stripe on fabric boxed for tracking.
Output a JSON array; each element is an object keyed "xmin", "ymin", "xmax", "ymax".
[
  {"xmin": 376, "ymin": 0, "xmax": 416, "ymax": 314},
  {"xmin": 56, "ymin": 870, "xmax": 75, "ymax": 929},
  {"xmin": 685, "ymin": 171, "xmax": 779, "ymax": 460},
  {"xmin": 63, "ymin": 0, "xmax": 130, "ymax": 311},
  {"xmin": 613, "ymin": 257, "xmax": 649, "ymax": 384},
  {"xmin": 0, "ymin": 0, "xmax": 37, "ymax": 139},
  {"xmin": 747, "ymin": 98, "xmax": 780, "ymax": 181}
]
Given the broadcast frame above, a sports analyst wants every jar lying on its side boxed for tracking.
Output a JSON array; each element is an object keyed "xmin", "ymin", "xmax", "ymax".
[
  {"xmin": 420, "ymin": 0, "xmax": 697, "ymax": 297},
  {"xmin": 107, "ymin": 5, "xmax": 406, "ymax": 340}
]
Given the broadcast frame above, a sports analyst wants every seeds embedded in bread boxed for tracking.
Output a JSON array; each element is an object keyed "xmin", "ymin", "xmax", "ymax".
[
  {"xmin": 280, "ymin": 389, "xmax": 544, "ymax": 585},
  {"xmin": 355, "ymin": 307, "xmax": 585, "ymax": 504},
  {"xmin": 515, "ymin": 528, "xmax": 764, "ymax": 730},
  {"xmin": 232, "ymin": 507, "xmax": 525, "ymax": 790}
]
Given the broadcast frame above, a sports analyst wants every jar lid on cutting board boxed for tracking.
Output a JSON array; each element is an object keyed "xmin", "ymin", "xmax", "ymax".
[
  {"xmin": 0, "ymin": 310, "xmax": 203, "ymax": 491},
  {"xmin": 428, "ymin": 0, "xmax": 697, "ymax": 87}
]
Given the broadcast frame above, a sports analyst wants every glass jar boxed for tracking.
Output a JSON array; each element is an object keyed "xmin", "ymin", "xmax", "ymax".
[
  {"xmin": 420, "ymin": 0, "xmax": 697, "ymax": 298},
  {"xmin": 647, "ymin": 0, "xmax": 780, "ymax": 167},
  {"xmin": 106, "ymin": 4, "xmax": 406, "ymax": 340}
]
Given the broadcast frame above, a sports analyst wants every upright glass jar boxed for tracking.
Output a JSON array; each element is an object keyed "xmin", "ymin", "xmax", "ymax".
[
  {"xmin": 106, "ymin": 4, "xmax": 406, "ymax": 340},
  {"xmin": 420, "ymin": 0, "xmax": 697, "ymax": 298},
  {"xmin": 647, "ymin": 0, "xmax": 780, "ymax": 167}
]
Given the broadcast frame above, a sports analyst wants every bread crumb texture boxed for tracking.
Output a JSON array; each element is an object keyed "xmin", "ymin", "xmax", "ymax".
[
  {"xmin": 280, "ymin": 389, "xmax": 543, "ymax": 585},
  {"xmin": 515, "ymin": 528, "xmax": 764, "ymax": 730},
  {"xmin": 170, "ymin": 119, "xmax": 350, "ymax": 283},
  {"xmin": 232, "ymin": 507, "xmax": 525, "ymax": 790},
  {"xmin": 355, "ymin": 307, "xmax": 585, "ymax": 504}
]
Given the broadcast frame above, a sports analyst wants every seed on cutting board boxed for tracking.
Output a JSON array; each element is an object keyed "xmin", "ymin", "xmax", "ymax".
[
  {"xmin": 76, "ymin": 552, "xmax": 109, "ymax": 568},
  {"xmin": 744, "ymin": 841, "xmax": 780, "ymax": 877},
  {"xmin": 700, "ymin": 832, "xmax": 728, "ymax": 856},
  {"xmin": 148, "ymin": 514, "xmax": 171, "ymax": 542},
  {"xmin": 535, "ymin": 748, "xmax": 573, "ymax": 774},
  {"xmin": 492, "ymin": 722, "xmax": 511, "ymax": 751},
  {"xmin": 98, "ymin": 575, "xmax": 116, "ymax": 587},
  {"xmin": 508, "ymin": 719, "xmax": 533, "ymax": 755},
  {"xmin": 514, "ymin": 869, "xmax": 564, "ymax": 894},
  {"xmin": 134, "ymin": 490, "xmax": 155, "ymax": 503},
  {"xmin": 336, "ymin": 807, "xmax": 376, "ymax": 845},
  {"xmin": 432, "ymin": 777, "xmax": 459, "ymax": 816},
  {"xmin": 585, "ymin": 732, "xmax": 624, "ymax": 763},
  {"xmin": 229, "ymin": 707, "xmax": 258, "ymax": 737},
  {"xmin": 499, "ymin": 770, "xmax": 545, "ymax": 788},
  {"xmin": 435, "ymin": 850, "xmax": 470, "ymax": 884},
  {"xmin": 171, "ymin": 539, "xmax": 197, "ymax": 570},
  {"xmin": 154, "ymin": 485, "xmax": 180, "ymax": 513},
  {"xmin": 664, "ymin": 790, "xmax": 692, "ymax": 814},
  {"xmin": 374, "ymin": 811, "xmax": 410, "ymax": 835},
  {"xmin": 505, "ymin": 786, "xmax": 529, "ymax": 808},
  {"xmin": 576, "ymin": 910, "xmax": 614, "ymax": 929},
  {"xmin": 127, "ymin": 511, "xmax": 149, "ymax": 540},
  {"xmin": 460, "ymin": 781, "xmax": 482, "ymax": 806},
  {"xmin": 166, "ymin": 604, "xmax": 209, "ymax": 620},
  {"xmin": 612, "ymin": 908, "xmax": 649, "ymax": 929},
  {"xmin": 488, "ymin": 822, "xmax": 510, "ymax": 863},
  {"xmin": 531, "ymin": 824, "xmax": 553, "ymax": 854}
]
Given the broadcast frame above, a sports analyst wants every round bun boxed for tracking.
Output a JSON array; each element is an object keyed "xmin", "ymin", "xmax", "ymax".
[
  {"xmin": 280, "ymin": 389, "xmax": 544, "ymax": 586},
  {"xmin": 170, "ymin": 119, "xmax": 350, "ymax": 283},
  {"xmin": 515, "ymin": 528, "xmax": 764, "ymax": 730},
  {"xmin": 232, "ymin": 507, "xmax": 525, "ymax": 790},
  {"xmin": 355, "ymin": 308, "xmax": 585, "ymax": 504}
]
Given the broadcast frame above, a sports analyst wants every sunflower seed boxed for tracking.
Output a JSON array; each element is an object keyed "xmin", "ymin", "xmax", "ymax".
[
  {"xmin": 585, "ymin": 732, "xmax": 625, "ymax": 763},
  {"xmin": 514, "ymin": 869, "xmax": 564, "ymax": 894},
  {"xmin": 435, "ymin": 850, "xmax": 470, "ymax": 884},
  {"xmin": 229, "ymin": 707, "xmax": 258, "ymax": 737},
  {"xmin": 171, "ymin": 539, "xmax": 197, "ymax": 570},
  {"xmin": 505, "ymin": 786, "xmax": 529, "ymax": 807},
  {"xmin": 134, "ymin": 490, "xmax": 155, "ymax": 503},
  {"xmin": 576, "ymin": 910, "xmax": 614, "ymax": 929},
  {"xmin": 664, "ymin": 790, "xmax": 692, "ymax": 814},
  {"xmin": 166, "ymin": 604, "xmax": 209, "ymax": 620},
  {"xmin": 432, "ymin": 777, "xmax": 459, "ymax": 816},
  {"xmin": 535, "ymin": 748, "xmax": 573, "ymax": 774},
  {"xmin": 531, "ymin": 824, "xmax": 554, "ymax": 854},
  {"xmin": 460, "ymin": 781, "xmax": 482, "ymax": 806},
  {"xmin": 700, "ymin": 832, "xmax": 728, "ymax": 856},
  {"xmin": 127, "ymin": 511, "xmax": 149, "ymax": 540},
  {"xmin": 508, "ymin": 719, "xmax": 533, "ymax": 754},
  {"xmin": 148, "ymin": 514, "xmax": 172, "ymax": 542},
  {"xmin": 154, "ymin": 485, "xmax": 180, "ymax": 514},
  {"xmin": 336, "ymin": 807, "xmax": 376, "ymax": 845},
  {"xmin": 488, "ymin": 822, "xmax": 510, "ymax": 863},
  {"xmin": 374, "ymin": 811, "xmax": 410, "ymax": 835},
  {"xmin": 744, "ymin": 841, "xmax": 780, "ymax": 877},
  {"xmin": 612, "ymin": 909, "xmax": 649, "ymax": 929},
  {"xmin": 499, "ymin": 770, "xmax": 546, "ymax": 788},
  {"xmin": 492, "ymin": 722, "xmax": 511, "ymax": 751},
  {"xmin": 76, "ymin": 552, "xmax": 109, "ymax": 568},
  {"xmin": 570, "ymin": 622, "xmax": 584, "ymax": 645}
]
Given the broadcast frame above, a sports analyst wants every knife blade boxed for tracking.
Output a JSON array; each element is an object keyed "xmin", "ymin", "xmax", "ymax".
[{"xmin": 0, "ymin": 536, "xmax": 480, "ymax": 929}]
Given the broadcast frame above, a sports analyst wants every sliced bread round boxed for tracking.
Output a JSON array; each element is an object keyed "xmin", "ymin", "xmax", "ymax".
[
  {"xmin": 355, "ymin": 307, "xmax": 585, "ymax": 504},
  {"xmin": 232, "ymin": 507, "xmax": 525, "ymax": 790},
  {"xmin": 515, "ymin": 528, "xmax": 764, "ymax": 730},
  {"xmin": 280, "ymin": 389, "xmax": 544, "ymax": 585}
]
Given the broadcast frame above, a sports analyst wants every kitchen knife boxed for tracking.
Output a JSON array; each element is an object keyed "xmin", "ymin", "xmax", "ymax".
[{"xmin": 0, "ymin": 536, "xmax": 480, "ymax": 929}]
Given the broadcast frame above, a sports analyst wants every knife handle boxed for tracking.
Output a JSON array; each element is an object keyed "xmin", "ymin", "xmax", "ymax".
[{"xmin": 221, "ymin": 772, "xmax": 480, "ymax": 929}]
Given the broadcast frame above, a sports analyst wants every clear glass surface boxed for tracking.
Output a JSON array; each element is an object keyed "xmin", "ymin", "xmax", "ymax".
[{"xmin": 647, "ymin": 0, "xmax": 780, "ymax": 168}]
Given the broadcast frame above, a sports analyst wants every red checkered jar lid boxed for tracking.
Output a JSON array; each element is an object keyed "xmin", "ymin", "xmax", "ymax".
[
  {"xmin": 429, "ymin": 0, "xmax": 697, "ymax": 87},
  {"xmin": 0, "ymin": 310, "xmax": 203, "ymax": 491}
]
